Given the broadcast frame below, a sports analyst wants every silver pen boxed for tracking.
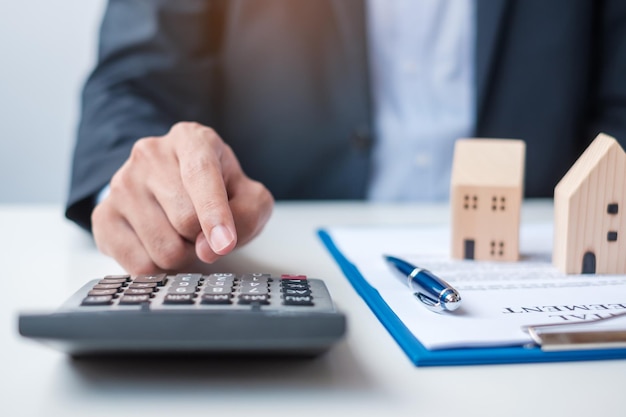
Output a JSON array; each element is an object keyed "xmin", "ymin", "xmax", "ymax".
[{"xmin": 384, "ymin": 255, "xmax": 462, "ymax": 313}]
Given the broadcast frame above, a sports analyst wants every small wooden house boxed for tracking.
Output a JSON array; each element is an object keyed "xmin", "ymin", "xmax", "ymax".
[
  {"xmin": 553, "ymin": 133, "xmax": 626, "ymax": 274},
  {"xmin": 450, "ymin": 139, "xmax": 526, "ymax": 261}
]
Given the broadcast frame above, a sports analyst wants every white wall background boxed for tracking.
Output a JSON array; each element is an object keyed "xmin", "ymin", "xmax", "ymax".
[{"xmin": 0, "ymin": 0, "xmax": 106, "ymax": 203}]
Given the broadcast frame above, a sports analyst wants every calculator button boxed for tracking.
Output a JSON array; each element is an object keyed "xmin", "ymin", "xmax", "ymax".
[
  {"xmin": 281, "ymin": 278, "xmax": 309, "ymax": 285},
  {"xmin": 283, "ymin": 295, "xmax": 314, "ymax": 306},
  {"xmin": 167, "ymin": 286, "xmax": 197, "ymax": 295},
  {"xmin": 205, "ymin": 276, "xmax": 235, "ymax": 285},
  {"xmin": 238, "ymin": 294, "xmax": 270, "ymax": 305},
  {"xmin": 119, "ymin": 294, "xmax": 151, "ymax": 304},
  {"xmin": 93, "ymin": 283, "xmax": 123, "ymax": 291},
  {"xmin": 239, "ymin": 283, "xmax": 269, "ymax": 295},
  {"xmin": 281, "ymin": 283, "xmax": 309, "ymax": 290},
  {"xmin": 133, "ymin": 274, "xmax": 167, "ymax": 286},
  {"xmin": 240, "ymin": 288, "xmax": 269, "ymax": 295},
  {"xmin": 98, "ymin": 278, "xmax": 128, "ymax": 285},
  {"xmin": 281, "ymin": 274, "xmax": 307, "ymax": 280},
  {"xmin": 204, "ymin": 280, "xmax": 232, "ymax": 288},
  {"xmin": 171, "ymin": 278, "xmax": 201, "ymax": 286},
  {"xmin": 200, "ymin": 294, "xmax": 232, "ymax": 305},
  {"xmin": 239, "ymin": 282, "xmax": 267, "ymax": 289},
  {"xmin": 128, "ymin": 282, "xmax": 157, "ymax": 289},
  {"xmin": 203, "ymin": 286, "xmax": 231, "ymax": 294},
  {"xmin": 87, "ymin": 289, "xmax": 118, "ymax": 297},
  {"xmin": 282, "ymin": 288, "xmax": 311, "ymax": 296},
  {"xmin": 170, "ymin": 281, "xmax": 198, "ymax": 289},
  {"xmin": 240, "ymin": 273, "xmax": 271, "ymax": 283},
  {"xmin": 123, "ymin": 288, "xmax": 154, "ymax": 295},
  {"xmin": 207, "ymin": 273, "xmax": 236, "ymax": 280},
  {"xmin": 81, "ymin": 295, "xmax": 113, "ymax": 306},
  {"xmin": 104, "ymin": 274, "xmax": 131, "ymax": 281},
  {"xmin": 174, "ymin": 273, "xmax": 203, "ymax": 281},
  {"xmin": 163, "ymin": 294, "xmax": 195, "ymax": 304}
]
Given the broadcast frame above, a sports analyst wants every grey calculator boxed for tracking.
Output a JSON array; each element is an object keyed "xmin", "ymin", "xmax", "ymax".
[{"xmin": 18, "ymin": 273, "xmax": 346, "ymax": 357}]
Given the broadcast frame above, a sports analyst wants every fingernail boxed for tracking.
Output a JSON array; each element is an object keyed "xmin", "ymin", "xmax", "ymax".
[{"xmin": 209, "ymin": 224, "xmax": 235, "ymax": 254}]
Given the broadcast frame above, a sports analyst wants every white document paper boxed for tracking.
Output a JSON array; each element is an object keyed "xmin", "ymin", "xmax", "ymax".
[{"xmin": 327, "ymin": 223, "xmax": 626, "ymax": 350}]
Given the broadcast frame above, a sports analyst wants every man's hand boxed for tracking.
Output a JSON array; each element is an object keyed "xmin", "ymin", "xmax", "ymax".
[{"xmin": 91, "ymin": 122, "xmax": 274, "ymax": 274}]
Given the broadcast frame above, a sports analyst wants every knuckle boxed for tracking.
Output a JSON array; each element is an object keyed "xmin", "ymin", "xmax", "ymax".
[
  {"xmin": 201, "ymin": 126, "xmax": 219, "ymax": 143},
  {"xmin": 116, "ymin": 243, "xmax": 161, "ymax": 275},
  {"xmin": 198, "ymin": 198, "xmax": 227, "ymax": 217},
  {"xmin": 111, "ymin": 140, "xmax": 160, "ymax": 193},
  {"xmin": 180, "ymin": 153, "xmax": 211, "ymax": 179},
  {"xmin": 152, "ymin": 238, "xmax": 189, "ymax": 270},
  {"xmin": 91, "ymin": 204, "xmax": 115, "ymax": 253},
  {"xmin": 251, "ymin": 180, "xmax": 275, "ymax": 209},
  {"xmin": 171, "ymin": 121, "xmax": 198, "ymax": 133},
  {"xmin": 171, "ymin": 207, "xmax": 200, "ymax": 238},
  {"xmin": 169, "ymin": 122, "xmax": 185, "ymax": 135},
  {"xmin": 171, "ymin": 121, "xmax": 214, "ymax": 136},
  {"xmin": 245, "ymin": 182, "xmax": 274, "ymax": 236},
  {"xmin": 91, "ymin": 205, "xmax": 162, "ymax": 275},
  {"xmin": 129, "ymin": 137, "xmax": 156, "ymax": 162},
  {"xmin": 91, "ymin": 203, "xmax": 106, "ymax": 229},
  {"xmin": 109, "ymin": 168, "xmax": 131, "ymax": 195},
  {"xmin": 171, "ymin": 122, "xmax": 221, "ymax": 146}
]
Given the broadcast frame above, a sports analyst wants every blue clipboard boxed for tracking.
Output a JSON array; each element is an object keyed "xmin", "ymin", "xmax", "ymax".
[{"xmin": 318, "ymin": 229, "xmax": 626, "ymax": 366}]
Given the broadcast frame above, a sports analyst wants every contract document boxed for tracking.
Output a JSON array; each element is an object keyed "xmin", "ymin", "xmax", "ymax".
[{"xmin": 323, "ymin": 223, "xmax": 626, "ymax": 350}]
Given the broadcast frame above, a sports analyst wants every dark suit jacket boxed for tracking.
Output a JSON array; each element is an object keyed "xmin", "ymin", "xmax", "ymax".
[{"xmin": 67, "ymin": 0, "xmax": 626, "ymax": 230}]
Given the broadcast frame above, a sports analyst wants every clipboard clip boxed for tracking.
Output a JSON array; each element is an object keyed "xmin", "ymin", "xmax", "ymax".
[{"xmin": 523, "ymin": 311, "xmax": 626, "ymax": 351}]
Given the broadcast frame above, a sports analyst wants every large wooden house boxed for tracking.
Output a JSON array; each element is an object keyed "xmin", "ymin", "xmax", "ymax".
[
  {"xmin": 450, "ymin": 139, "xmax": 526, "ymax": 261},
  {"xmin": 553, "ymin": 133, "xmax": 626, "ymax": 274}
]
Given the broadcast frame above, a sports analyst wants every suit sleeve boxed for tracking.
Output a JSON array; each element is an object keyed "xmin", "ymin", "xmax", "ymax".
[{"xmin": 65, "ymin": 0, "xmax": 223, "ymax": 231}]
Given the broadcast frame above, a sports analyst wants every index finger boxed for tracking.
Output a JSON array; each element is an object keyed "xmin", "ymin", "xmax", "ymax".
[{"xmin": 171, "ymin": 122, "xmax": 237, "ymax": 257}]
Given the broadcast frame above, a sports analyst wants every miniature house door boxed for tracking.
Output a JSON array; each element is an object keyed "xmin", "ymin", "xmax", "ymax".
[
  {"xmin": 464, "ymin": 239, "xmax": 475, "ymax": 260},
  {"xmin": 582, "ymin": 251, "xmax": 596, "ymax": 274}
]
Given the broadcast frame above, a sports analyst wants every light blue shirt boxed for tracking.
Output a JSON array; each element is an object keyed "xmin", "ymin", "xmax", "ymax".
[{"xmin": 366, "ymin": 0, "xmax": 476, "ymax": 201}]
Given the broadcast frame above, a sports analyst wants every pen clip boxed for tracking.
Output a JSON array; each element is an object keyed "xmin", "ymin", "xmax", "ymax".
[{"xmin": 414, "ymin": 292, "xmax": 444, "ymax": 313}]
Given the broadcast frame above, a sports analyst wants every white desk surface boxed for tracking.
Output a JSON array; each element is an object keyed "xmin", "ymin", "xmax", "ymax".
[{"xmin": 3, "ymin": 200, "xmax": 624, "ymax": 417}]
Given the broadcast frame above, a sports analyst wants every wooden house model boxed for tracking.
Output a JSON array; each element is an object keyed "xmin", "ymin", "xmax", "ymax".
[
  {"xmin": 450, "ymin": 139, "xmax": 526, "ymax": 261},
  {"xmin": 553, "ymin": 133, "xmax": 626, "ymax": 274}
]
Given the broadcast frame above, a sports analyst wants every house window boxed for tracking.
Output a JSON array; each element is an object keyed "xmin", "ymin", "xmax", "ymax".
[
  {"xmin": 608, "ymin": 231, "xmax": 618, "ymax": 242},
  {"xmin": 490, "ymin": 240, "xmax": 505, "ymax": 256},
  {"xmin": 492, "ymin": 196, "xmax": 506, "ymax": 211},
  {"xmin": 464, "ymin": 195, "xmax": 478, "ymax": 210},
  {"xmin": 608, "ymin": 203, "xmax": 619, "ymax": 214}
]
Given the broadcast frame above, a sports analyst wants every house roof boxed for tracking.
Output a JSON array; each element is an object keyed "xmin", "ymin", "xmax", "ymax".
[
  {"xmin": 451, "ymin": 139, "xmax": 526, "ymax": 187},
  {"xmin": 555, "ymin": 133, "xmax": 626, "ymax": 197}
]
